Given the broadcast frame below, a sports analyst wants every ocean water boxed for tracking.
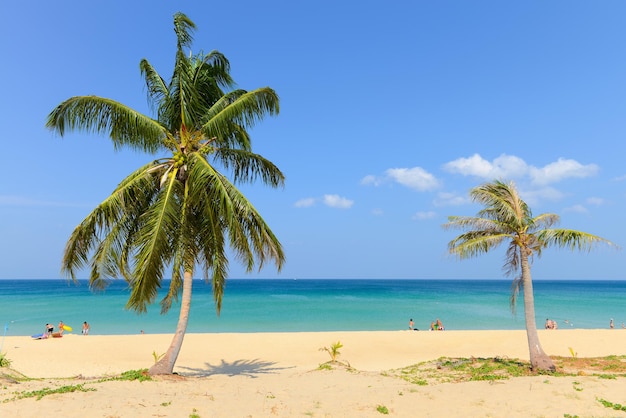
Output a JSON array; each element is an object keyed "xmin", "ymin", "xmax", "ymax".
[{"xmin": 0, "ymin": 279, "xmax": 624, "ymax": 337}]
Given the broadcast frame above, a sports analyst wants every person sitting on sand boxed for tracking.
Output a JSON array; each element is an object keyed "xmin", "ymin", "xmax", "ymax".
[
  {"xmin": 46, "ymin": 323, "xmax": 54, "ymax": 336},
  {"xmin": 545, "ymin": 319, "xmax": 557, "ymax": 330},
  {"xmin": 430, "ymin": 321, "xmax": 436, "ymax": 331},
  {"xmin": 436, "ymin": 318, "xmax": 444, "ymax": 331}
]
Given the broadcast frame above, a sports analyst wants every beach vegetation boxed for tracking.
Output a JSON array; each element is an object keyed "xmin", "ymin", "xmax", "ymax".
[
  {"xmin": 320, "ymin": 341, "xmax": 343, "ymax": 363},
  {"xmin": 318, "ymin": 340, "xmax": 352, "ymax": 370},
  {"xmin": 189, "ymin": 408, "xmax": 201, "ymax": 418},
  {"xmin": 597, "ymin": 398, "xmax": 626, "ymax": 412},
  {"xmin": 10, "ymin": 384, "xmax": 95, "ymax": 401},
  {"xmin": 443, "ymin": 180, "xmax": 616, "ymax": 371},
  {"xmin": 46, "ymin": 12, "xmax": 284, "ymax": 376},
  {"xmin": 390, "ymin": 355, "xmax": 626, "ymax": 386},
  {"xmin": 376, "ymin": 405, "xmax": 389, "ymax": 414},
  {"xmin": 0, "ymin": 353, "xmax": 11, "ymax": 368},
  {"xmin": 152, "ymin": 351, "xmax": 165, "ymax": 364},
  {"xmin": 117, "ymin": 369, "xmax": 152, "ymax": 382}
]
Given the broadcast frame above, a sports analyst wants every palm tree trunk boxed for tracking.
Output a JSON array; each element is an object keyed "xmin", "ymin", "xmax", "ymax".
[
  {"xmin": 521, "ymin": 252, "xmax": 555, "ymax": 372},
  {"xmin": 148, "ymin": 271, "xmax": 193, "ymax": 375}
]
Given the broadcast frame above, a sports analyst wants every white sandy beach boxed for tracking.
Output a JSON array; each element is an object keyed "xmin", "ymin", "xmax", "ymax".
[{"xmin": 1, "ymin": 330, "xmax": 626, "ymax": 417}]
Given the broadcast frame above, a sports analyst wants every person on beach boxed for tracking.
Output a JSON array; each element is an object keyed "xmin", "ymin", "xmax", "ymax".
[
  {"xmin": 409, "ymin": 319, "xmax": 414, "ymax": 330},
  {"xmin": 430, "ymin": 321, "xmax": 436, "ymax": 331},
  {"xmin": 58, "ymin": 320, "xmax": 65, "ymax": 335},
  {"xmin": 545, "ymin": 318, "xmax": 557, "ymax": 329},
  {"xmin": 436, "ymin": 318, "xmax": 444, "ymax": 331},
  {"xmin": 82, "ymin": 321, "xmax": 90, "ymax": 335},
  {"xmin": 46, "ymin": 323, "xmax": 54, "ymax": 336},
  {"xmin": 610, "ymin": 318, "xmax": 614, "ymax": 329}
]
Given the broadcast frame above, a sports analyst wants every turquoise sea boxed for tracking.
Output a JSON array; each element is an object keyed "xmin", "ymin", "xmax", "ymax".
[{"xmin": 0, "ymin": 279, "xmax": 624, "ymax": 337}]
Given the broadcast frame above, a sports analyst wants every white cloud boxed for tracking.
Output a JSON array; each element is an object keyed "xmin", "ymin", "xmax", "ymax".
[
  {"xmin": 323, "ymin": 194, "xmax": 354, "ymax": 209},
  {"xmin": 385, "ymin": 167, "xmax": 440, "ymax": 191},
  {"xmin": 412, "ymin": 211, "xmax": 437, "ymax": 220},
  {"xmin": 443, "ymin": 154, "xmax": 598, "ymax": 186},
  {"xmin": 443, "ymin": 153, "xmax": 528, "ymax": 179},
  {"xmin": 294, "ymin": 197, "xmax": 316, "ymax": 208},
  {"xmin": 529, "ymin": 158, "xmax": 598, "ymax": 185},
  {"xmin": 360, "ymin": 175, "xmax": 380, "ymax": 186},
  {"xmin": 362, "ymin": 167, "xmax": 440, "ymax": 192}
]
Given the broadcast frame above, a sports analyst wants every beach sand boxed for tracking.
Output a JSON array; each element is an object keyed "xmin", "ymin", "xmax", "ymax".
[{"xmin": 1, "ymin": 330, "xmax": 625, "ymax": 417}]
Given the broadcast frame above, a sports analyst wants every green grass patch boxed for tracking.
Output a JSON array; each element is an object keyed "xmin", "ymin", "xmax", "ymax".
[
  {"xmin": 11, "ymin": 384, "xmax": 96, "ymax": 401},
  {"xmin": 597, "ymin": 398, "xmax": 626, "ymax": 412}
]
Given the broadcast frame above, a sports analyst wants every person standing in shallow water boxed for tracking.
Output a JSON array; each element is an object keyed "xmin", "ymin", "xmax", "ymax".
[
  {"xmin": 409, "ymin": 319, "xmax": 414, "ymax": 330},
  {"xmin": 82, "ymin": 321, "xmax": 90, "ymax": 335}
]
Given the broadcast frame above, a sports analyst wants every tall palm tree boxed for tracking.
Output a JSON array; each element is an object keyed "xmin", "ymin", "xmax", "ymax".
[
  {"xmin": 46, "ymin": 12, "xmax": 285, "ymax": 375},
  {"xmin": 443, "ymin": 180, "xmax": 614, "ymax": 371}
]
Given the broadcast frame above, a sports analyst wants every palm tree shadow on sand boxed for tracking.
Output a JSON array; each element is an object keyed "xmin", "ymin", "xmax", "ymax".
[{"xmin": 177, "ymin": 358, "xmax": 295, "ymax": 378}]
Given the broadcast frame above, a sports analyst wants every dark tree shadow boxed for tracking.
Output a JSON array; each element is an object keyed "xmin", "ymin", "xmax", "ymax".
[{"xmin": 177, "ymin": 358, "xmax": 295, "ymax": 378}]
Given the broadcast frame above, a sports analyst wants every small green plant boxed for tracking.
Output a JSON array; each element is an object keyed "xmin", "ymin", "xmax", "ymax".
[
  {"xmin": 376, "ymin": 405, "xmax": 389, "ymax": 414},
  {"xmin": 14, "ymin": 384, "xmax": 95, "ymax": 401},
  {"xmin": 161, "ymin": 401, "xmax": 172, "ymax": 406},
  {"xmin": 568, "ymin": 347, "xmax": 578, "ymax": 358},
  {"xmin": 189, "ymin": 408, "xmax": 201, "ymax": 418},
  {"xmin": 319, "ymin": 341, "xmax": 343, "ymax": 363},
  {"xmin": 152, "ymin": 350, "xmax": 165, "ymax": 364},
  {"xmin": 118, "ymin": 369, "xmax": 152, "ymax": 382},
  {"xmin": 597, "ymin": 398, "xmax": 626, "ymax": 412},
  {"xmin": 0, "ymin": 352, "xmax": 11, "ymax": 368}
]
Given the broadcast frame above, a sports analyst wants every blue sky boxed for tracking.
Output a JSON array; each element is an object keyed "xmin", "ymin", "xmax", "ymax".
[{"xmin": 0, "ymin": 1, "xmax": 623, "ymax": 280}]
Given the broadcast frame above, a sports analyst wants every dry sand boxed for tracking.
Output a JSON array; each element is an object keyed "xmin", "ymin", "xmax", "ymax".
[{"xmin": 1, "ymin": 330, "xmax": 625, "ymax": 417}]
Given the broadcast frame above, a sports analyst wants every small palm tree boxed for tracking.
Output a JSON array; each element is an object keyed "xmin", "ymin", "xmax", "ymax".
[
  {"xmin": 443, "ymin": 180, "xmax": 615, "ymax": 371},
  {"xmin": 320, "ymin": 341, "xmax": 343, "ymax": 363},
  {"xmin": 46, "ymin": 12, "xmax": 285, "ymax": 375}
]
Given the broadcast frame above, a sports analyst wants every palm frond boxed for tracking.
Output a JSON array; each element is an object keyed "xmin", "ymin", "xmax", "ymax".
[
  {"xmin": 213, "ymin": 148, "xmax": 285, "ymax": 187},
  {"xmin": 510, "ymin": 276, "xmax": 522, "ymax": 314},
  {"xmin": 127, "ymin": 175, "xmax": 183, "ymax": 312},
  {"xmin": 536, "ymin": 229, "xmax": 617, "ymax": 252},
  {"xmin": 46, "ymin": 96, "xmax": 166, "ymax": 153},
  {"xmin": 173, "ymin": 12, "xmax": 196, "ymax": 49},
  {"xmin": 202, "ymin": 88, "xmax": 279, "ymax": 140},
  {"xmin": 140, "ymin": 59, "xmax": 169, "ymax": 112},
  {"xmin": 448, "ymin": 233, "xmax": 510, "ymax": 259}
]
